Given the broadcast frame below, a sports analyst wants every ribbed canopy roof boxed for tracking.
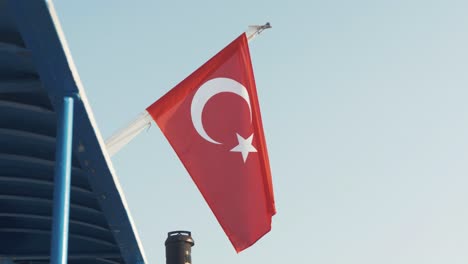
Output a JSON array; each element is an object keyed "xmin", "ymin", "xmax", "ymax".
[{"xmin": 0, "ymin": 1, "xmax": 146, "ymax": 263}]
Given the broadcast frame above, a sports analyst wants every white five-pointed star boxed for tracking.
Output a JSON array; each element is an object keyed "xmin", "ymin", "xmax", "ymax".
[{"xmin": 230, "ymin": 133, "xmax": 257, "ymax": 163}]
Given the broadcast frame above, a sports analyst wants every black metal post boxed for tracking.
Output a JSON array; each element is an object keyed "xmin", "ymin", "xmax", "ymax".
[{"xmin": 165, "ymin": 231, "xmax": 195, "ymax": 264}]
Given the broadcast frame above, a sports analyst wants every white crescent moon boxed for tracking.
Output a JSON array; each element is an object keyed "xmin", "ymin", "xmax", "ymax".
[{"xmin": 190, "ymin": 77, "xmax": 251, "ymax": 145}]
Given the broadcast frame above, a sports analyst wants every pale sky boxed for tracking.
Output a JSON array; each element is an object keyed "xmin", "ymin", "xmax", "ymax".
[{"xmin": 54, "ymin": 1, "xmax": 468, "ymax": 263}]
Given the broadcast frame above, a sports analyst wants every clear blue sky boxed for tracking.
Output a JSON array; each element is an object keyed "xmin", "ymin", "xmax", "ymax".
[{"xmin": 54, "ymin": 1, "xmax": 468, "ymax": 263}]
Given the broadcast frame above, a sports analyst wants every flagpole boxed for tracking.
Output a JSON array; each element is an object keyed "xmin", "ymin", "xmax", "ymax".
[
  {"xmin": 105, "ymin": 23, "xmax": 272, "ymax": 156},
  {"xmin": 246, "ymin": 22, "xmax": 272, "ymax": 41},
  {"xmin": 106, "ymin": 111, "xmax": 153, "ymax": 156}
]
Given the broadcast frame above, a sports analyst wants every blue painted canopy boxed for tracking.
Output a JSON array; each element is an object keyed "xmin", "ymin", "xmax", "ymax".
[{"xmin": 0, "ymin": 0, "xmax": 146, "ymax": 263}]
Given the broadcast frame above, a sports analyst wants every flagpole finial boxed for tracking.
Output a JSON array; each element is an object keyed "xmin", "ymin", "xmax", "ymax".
[{"xmin": 246, "ymin": 22, "xmax": 272, "ymax": 42}]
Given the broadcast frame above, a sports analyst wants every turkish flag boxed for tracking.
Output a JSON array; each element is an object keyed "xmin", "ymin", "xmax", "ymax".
[{"xmin": 146, "ymin": 33, "xmax": 276, "ymax": 252}]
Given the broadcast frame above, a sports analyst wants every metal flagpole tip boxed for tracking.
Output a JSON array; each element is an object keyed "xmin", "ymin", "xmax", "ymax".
[{"xmin": 246, "ymin": 22, "xmax": 272, "ymax": 41}]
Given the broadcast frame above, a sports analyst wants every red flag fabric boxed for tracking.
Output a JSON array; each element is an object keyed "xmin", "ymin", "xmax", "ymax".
[{"xmin": 146, "ymin": 33, "xmax": 276, "ymax": 252}]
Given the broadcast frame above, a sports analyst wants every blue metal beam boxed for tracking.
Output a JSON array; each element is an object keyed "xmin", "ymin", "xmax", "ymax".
[{"xmin": 50, "ymin": 96, "xmax": 74, "ymax": 264}]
